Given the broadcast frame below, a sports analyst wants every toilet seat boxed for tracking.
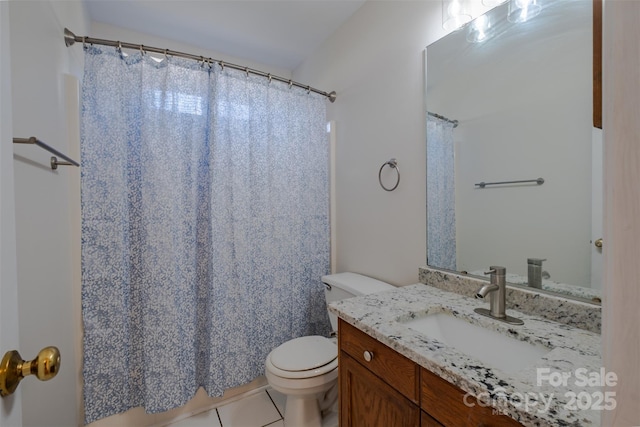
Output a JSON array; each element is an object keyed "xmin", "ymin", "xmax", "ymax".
[{"xmin": 266, "ymin": 336, "xmax": 337, "ymax": 379}]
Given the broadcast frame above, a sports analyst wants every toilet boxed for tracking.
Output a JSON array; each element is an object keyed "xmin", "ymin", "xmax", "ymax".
[{"xmin": 265, "ymin": 272, "xmax": 394, "ymax": 427}]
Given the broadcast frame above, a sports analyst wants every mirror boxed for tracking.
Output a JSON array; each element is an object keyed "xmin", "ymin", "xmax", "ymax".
[{"xmin": 426, "ymin": 0, "xmax": 602, "ymax": 303}]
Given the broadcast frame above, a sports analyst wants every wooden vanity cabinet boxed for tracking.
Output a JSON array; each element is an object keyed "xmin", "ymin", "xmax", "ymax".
[
  {"xmin": 340, "ymin": 353, "xmax": 420, "ymax": 426},
  {"xmin": 338, "ymin": 319, "xmax": 524, "ymax": 427},
  {"xmin": 421, "ymin": 368, "xmax": 524, "ymax": 427},
  {"xmin": 421, "ymin": 411, "xmax": 445, "ymax": 427},
  {"xmin": 339, "ymin": 319, "xmax": 420, "ymax": 427}
]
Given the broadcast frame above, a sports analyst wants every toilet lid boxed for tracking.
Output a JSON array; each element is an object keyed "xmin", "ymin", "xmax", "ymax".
[{"xmin": 270, "ymin": 336, "xmax": 337, "ymax": 372}]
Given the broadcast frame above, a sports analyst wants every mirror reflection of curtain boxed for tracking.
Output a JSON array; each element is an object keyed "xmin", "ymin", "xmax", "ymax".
[{"xmin": 427, "ymin": 116, "xmax": 456, "ymax": 271}]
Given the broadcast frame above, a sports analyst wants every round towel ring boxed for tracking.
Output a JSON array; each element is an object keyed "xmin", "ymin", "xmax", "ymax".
[{"xmin": 378, "ymin": 158, "xmax": 400, "ymax": 192}]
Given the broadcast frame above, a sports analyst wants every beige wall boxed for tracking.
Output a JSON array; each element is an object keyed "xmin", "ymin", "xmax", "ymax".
[
  {"xmin": 602, "ymin": 1, "xmax": 640, "ymax": 425},
  {"xmin": 294, "ymin": 0, "xmax": 447, "ymax": 286}
]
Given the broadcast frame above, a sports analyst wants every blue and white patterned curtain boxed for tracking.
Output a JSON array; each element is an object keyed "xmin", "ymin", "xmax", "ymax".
[
  {"xmin": 81, "ymin": 47, "xmax": 330, "ymax": 423},
  {"xmin": 427, "ymin": 116, "xmax": 457, "ymax": 271}
]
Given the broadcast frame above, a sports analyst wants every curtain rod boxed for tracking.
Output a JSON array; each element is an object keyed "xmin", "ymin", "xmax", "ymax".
[
  {"xmin": 428, "ymin": 111, "xmax": 459, "ymax": 128},
  {"xmin": 63, "ymin": 28, "xmax": 336, "ymax": 103}
]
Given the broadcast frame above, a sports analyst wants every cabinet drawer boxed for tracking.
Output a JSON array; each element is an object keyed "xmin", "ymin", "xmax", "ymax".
[
  {"xmin": 421, "ymin": 368, "xmax": 524, "ymax": 427},
  {"xmin": 339, "ymin": 319, "xmax": 419, "ymax": 402}
]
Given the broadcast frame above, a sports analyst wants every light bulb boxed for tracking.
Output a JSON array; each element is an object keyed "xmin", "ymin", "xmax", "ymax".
[
  {"xmin": 475, "ymin": 15, "xmax": 489, "ymax": 28},
  {"xmin": 448, "ymin": 0, "xmax": 462, "ymax": 15},
  {"xmin": 507, "ymin": 0, "xmax": 541, "ymax": 23},
  {"xmin": 467, "ymin": 14, "xmax": 492, "ymax": 43},
  {"xmin": 443, "ymin": 0, "xmax": 472, "ymax": 31}
]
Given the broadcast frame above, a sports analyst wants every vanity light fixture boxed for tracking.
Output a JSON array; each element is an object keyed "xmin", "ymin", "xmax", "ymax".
[
  {"xmin": 507, "ymin": 0, "xmax": 541, "ymax": 23},
  {"xmin": 482, "ymin": 0, "xmax": 508, "ymax": 7},
  {"xmin": 467, "ymin": 14, "xmax": 492, "ymax": 43},
  {"xmin": 442, "ymin": 0, "xmax": 472, "ymax": 31}
]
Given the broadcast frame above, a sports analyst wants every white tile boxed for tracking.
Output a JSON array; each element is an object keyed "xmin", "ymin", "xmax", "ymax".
[
  {"xmin": 321, "ymin": 410, "xmax": 338, "ymax": 427},
  {"xmin": 265, "ymin": 388, "xmax": 286, "ymax": 417},
  {"xmin": 167, "ymin": 408, "xmax": 222, "ymax": 427},
  {"xmin": 217, "ymin": 391, "xmax": 282, "ymax": 427}
]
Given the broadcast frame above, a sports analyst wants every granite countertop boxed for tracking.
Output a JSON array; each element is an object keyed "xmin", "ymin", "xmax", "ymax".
[{"xmin": 329, "ymin": 283, "xmax": 603, "ymax": 427}]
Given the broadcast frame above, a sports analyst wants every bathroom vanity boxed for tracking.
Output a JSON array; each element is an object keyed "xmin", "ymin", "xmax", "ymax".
[
  {"xmin": 331, "ymin": 282, "xmax": 602, "ymax": 427},
  {"xmin": 339, "ymin": 319, "xmax": 523, "ymax": 426}
]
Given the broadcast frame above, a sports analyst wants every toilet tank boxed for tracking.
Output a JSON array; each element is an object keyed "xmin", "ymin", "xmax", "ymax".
[{"xmin": 322, "ymin": 272, "xmax": 394, "ymax": 332}]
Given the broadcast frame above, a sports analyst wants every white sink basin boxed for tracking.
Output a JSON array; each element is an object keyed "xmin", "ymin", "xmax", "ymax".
[{"xmin": 401, "ymin": 312, "xmax": 552, "ymax": 374}]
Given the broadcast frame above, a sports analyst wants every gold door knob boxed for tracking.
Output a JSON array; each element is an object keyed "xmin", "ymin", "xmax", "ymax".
[
  {"xmin": 595, "ymin": 238, "xmax": 603, "ymax": 248},
  {"xmin": 0, "ymin": 346, "xmax": 60, "ymax": 397}
]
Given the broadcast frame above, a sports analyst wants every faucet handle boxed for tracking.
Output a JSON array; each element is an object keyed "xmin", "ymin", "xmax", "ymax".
[{"xmin": 485, "ymin": 266, "xmax": 506, "ymax": 275}]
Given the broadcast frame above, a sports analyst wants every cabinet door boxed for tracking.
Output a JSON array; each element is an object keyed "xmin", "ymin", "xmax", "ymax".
[
  {"xmin": 340, "ymin": 352, "xmax": 419, "ymax": 427},
  {"xmin": 421, "ymin": 368, "xmax": 524, "ymax": 427}
]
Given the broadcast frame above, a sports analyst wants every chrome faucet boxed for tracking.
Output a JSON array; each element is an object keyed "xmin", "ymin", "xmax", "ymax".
[
  {"xmin": 475, "ymin": 266, "xmax": 523, "ymax": 325},
  {"xmin": 527, "ymin": 258, "xmax": 547, "ymax": 289}
]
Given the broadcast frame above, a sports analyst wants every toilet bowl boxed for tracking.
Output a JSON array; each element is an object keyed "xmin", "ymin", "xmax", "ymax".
[
  {"xmin": 265, "ymin": 335, "xmax": 338, "ymax": 427},
  {"xmin": 265, "ymin": 273, "xmax": 394, "ymax": 427}
]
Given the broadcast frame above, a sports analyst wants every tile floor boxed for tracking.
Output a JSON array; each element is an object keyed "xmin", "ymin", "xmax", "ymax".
[
  {"xmin": 167, "ymin": 387, "xmax": 284, "ymax": 427},
  {"xmin": 168, "ymin": 387, "xmax": 338, "ymax": 427}
]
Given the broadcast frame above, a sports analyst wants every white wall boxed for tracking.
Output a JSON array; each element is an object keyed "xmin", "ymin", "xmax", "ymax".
[
  {"xmin": 0, "ymin": 2, "xmax": 23, "ymax": 426},
  {"xmin": 8, "ymin": 1, "xmax": 89, "ymax": 425},
  {"xmin": 294, "ymin": 0, "xmax": 447, "ymax": 286},
  {"xmin": 89, "ymin": 22, "xmax": 293, "ymax": 80}
]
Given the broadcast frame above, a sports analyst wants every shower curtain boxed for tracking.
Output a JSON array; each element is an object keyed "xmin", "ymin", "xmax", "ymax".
[
  {"xmin": 427, "ymin": 116, "xmax": 457, "ymax": 271},
  {"xmin": 81, "ymin": 47, "xmax": 330, "ymax": 423}
]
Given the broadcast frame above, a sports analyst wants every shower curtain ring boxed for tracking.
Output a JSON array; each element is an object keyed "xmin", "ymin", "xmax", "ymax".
[
  {"xmin": 219, "ymin": 61, "xmax": 225, "ymax": 71},
  {"xmin": 140, "ymin": 44, "xmax": 145, "ymax": 56},
  {"xmin": 288, "ymin": 80, "xmax": 293, "ymax": 89},
  {"xmin": 267, "ymin": 73, "xmax": 272, "ymax": 84},
  {"xmin": 245, "ymin": 67, "xmax": 249, "ymax": 77}
]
